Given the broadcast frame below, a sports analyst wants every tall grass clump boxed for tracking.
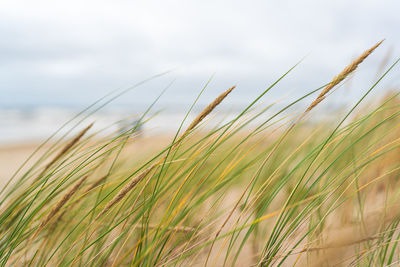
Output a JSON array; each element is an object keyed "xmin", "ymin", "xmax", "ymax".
[{"xmin": 1, "ymin": 41, "xmax": 400, "ymax": 266}]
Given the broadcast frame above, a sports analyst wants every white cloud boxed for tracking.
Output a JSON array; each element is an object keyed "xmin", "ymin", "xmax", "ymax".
[{"xmin": 0, "ymin": 0, "xmax": 399, "ymax": 107}]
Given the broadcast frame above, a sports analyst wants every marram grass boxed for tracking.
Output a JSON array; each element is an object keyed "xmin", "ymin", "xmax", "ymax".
[{"xmin": 1, "ymin": 42, "xmax": 400, "ymax": 266}]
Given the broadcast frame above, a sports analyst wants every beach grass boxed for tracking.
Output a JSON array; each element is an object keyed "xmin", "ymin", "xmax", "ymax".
[{"xmin": 1, "ymin": 42, "xmax": 400, "ymax": 266}]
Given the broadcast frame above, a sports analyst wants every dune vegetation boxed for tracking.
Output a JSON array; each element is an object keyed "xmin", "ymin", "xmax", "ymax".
[{"xmin": 1, "ymin": 41, "xmax": 400, "ymax": 266}]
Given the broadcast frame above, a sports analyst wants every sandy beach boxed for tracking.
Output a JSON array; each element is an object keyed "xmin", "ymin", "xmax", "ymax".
[
  {"xmin": 0, "ymin": 135, "xmax": 175, "ymax": 188},
  {"xmin": 0, "ymin": 143, "xmax": 40, "ymax": 186}
]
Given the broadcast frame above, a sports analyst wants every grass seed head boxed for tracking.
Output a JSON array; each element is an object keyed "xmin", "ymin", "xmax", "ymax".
[{"xmin": 305, "ymin": 40, "xmax": 384, "ymax": 113}]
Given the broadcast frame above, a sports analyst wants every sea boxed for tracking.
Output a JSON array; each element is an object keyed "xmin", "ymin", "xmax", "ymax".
[
  {"xmin": 0, "ymin": 104, "xmax": 248, "ymax": 145},
  {"xmin": 0, "ymin": 100, "xmax": 344, "ymax": 145}
]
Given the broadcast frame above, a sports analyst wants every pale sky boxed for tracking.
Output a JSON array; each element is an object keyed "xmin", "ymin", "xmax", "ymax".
[{"xmin": 0, "ymin": 0, "xmax": 399, "ymax": 109}]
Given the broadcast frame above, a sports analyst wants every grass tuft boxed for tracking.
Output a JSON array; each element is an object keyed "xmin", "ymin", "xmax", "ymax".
[{"xmin": 1, "ymin": 44, "xmax": 400, "ymax": 266}]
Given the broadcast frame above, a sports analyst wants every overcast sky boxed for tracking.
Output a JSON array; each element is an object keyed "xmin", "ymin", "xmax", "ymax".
[{"xmin": 0, "ymin": 0, "xmax": 399, "ymax": 110}]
